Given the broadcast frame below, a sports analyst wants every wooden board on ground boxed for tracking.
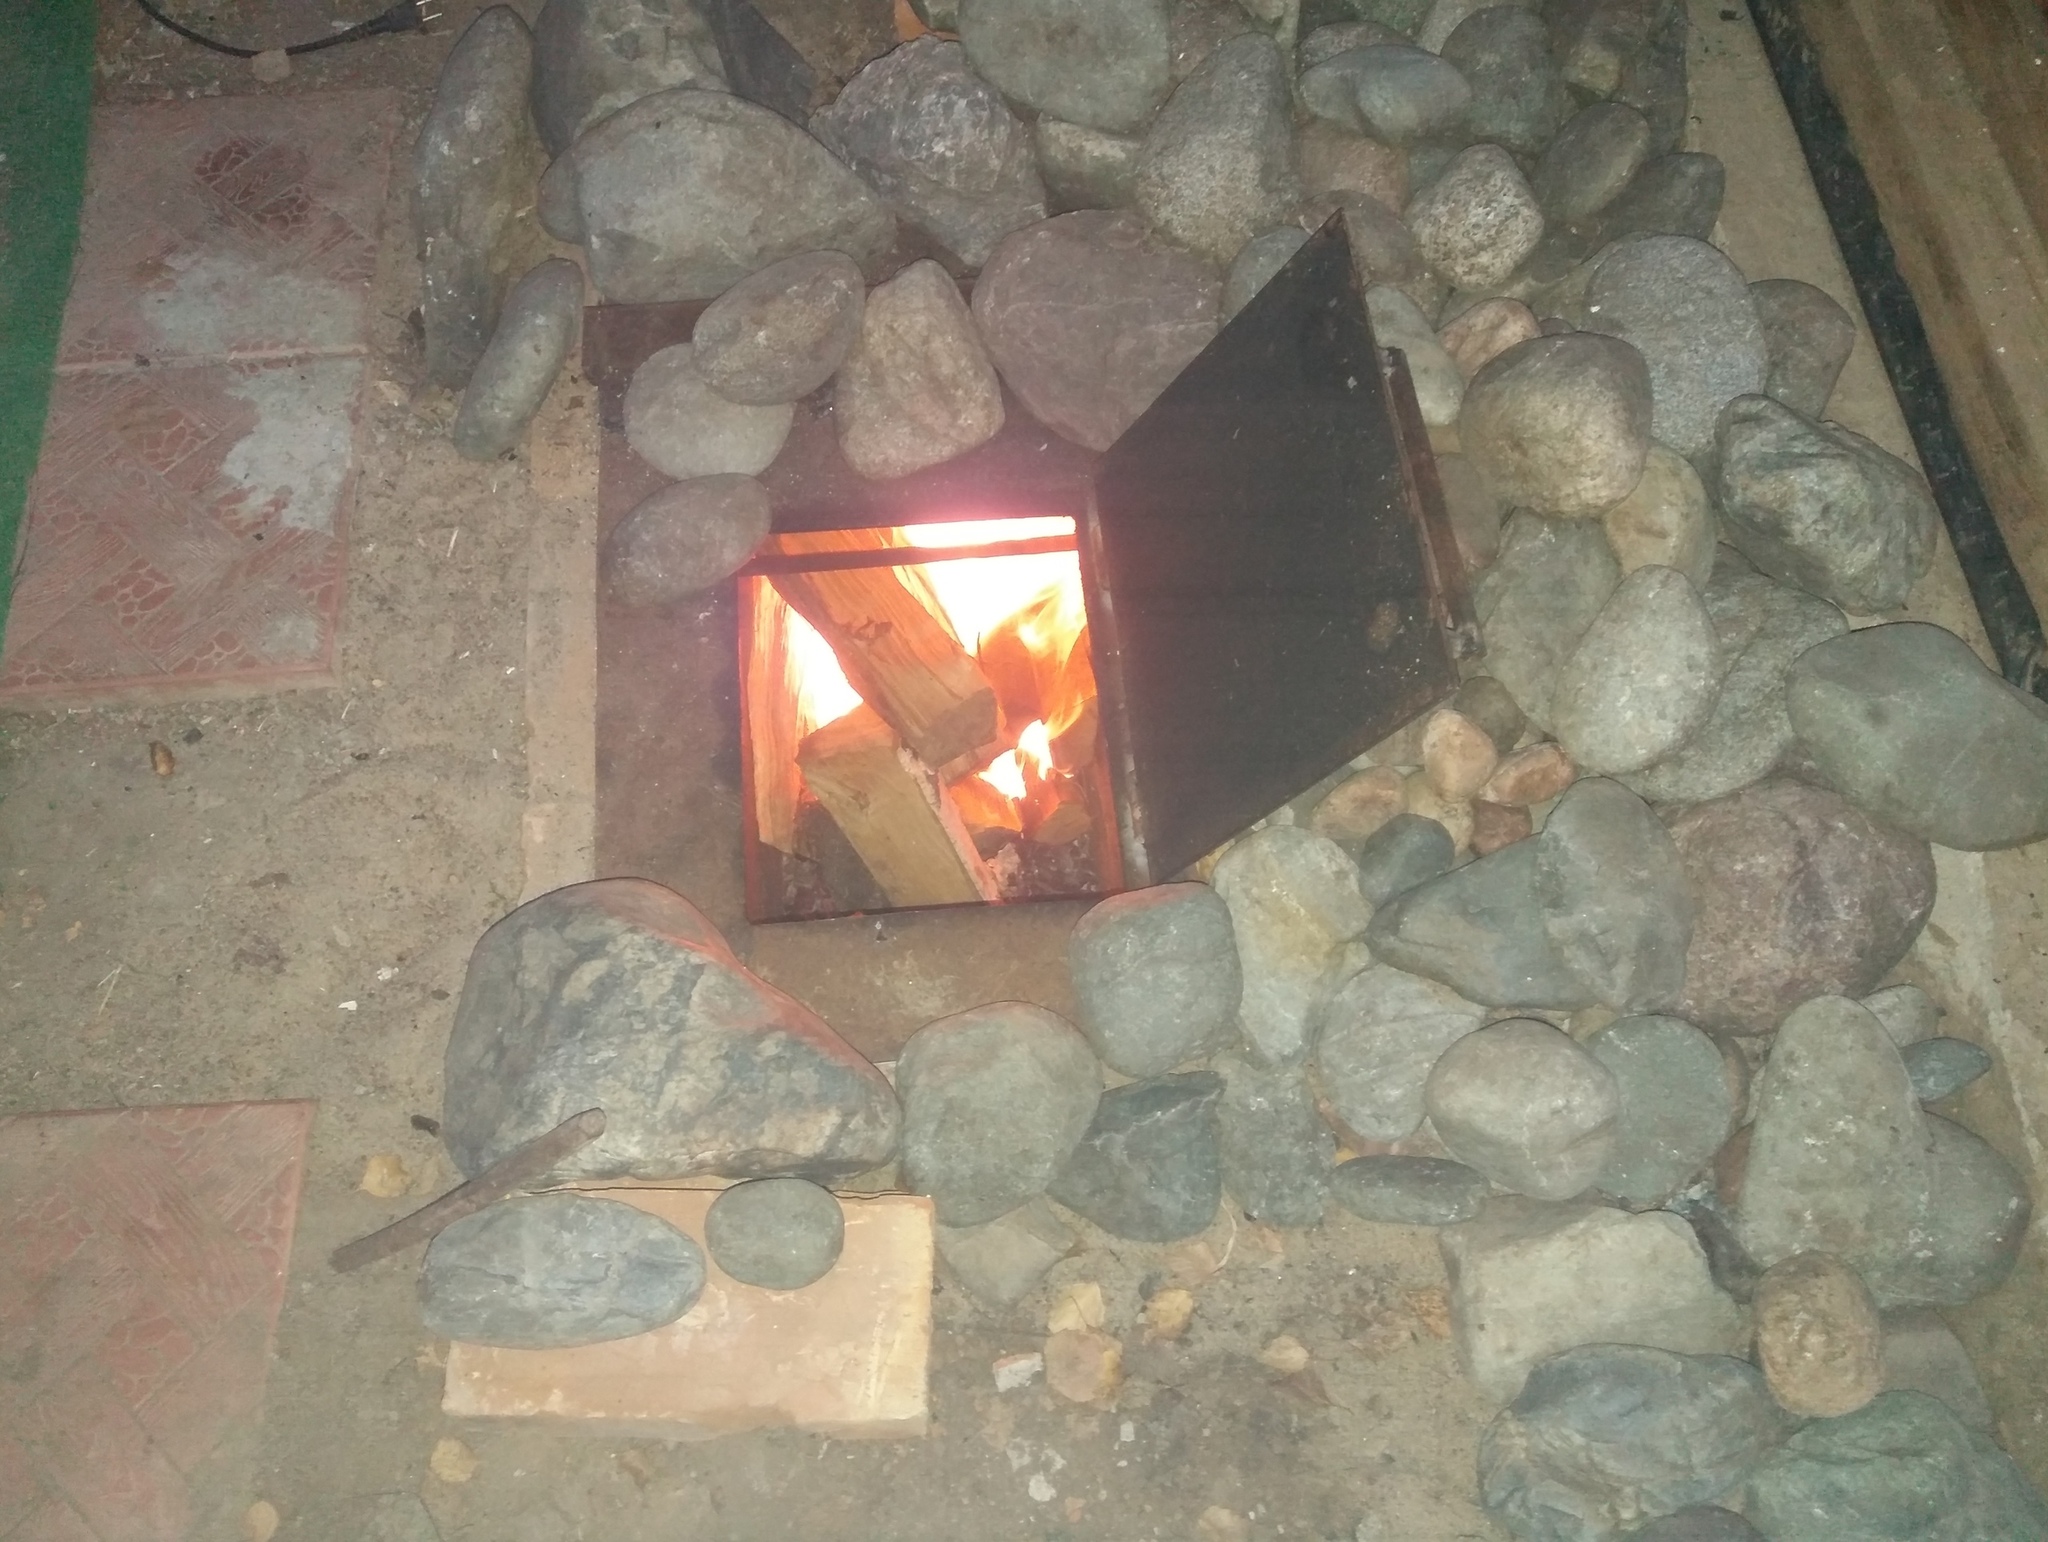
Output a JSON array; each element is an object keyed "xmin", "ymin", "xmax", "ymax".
[
  {"xmin": 442, "ymin": 1189, "xmax": 934, "ymax": 1439},
  {"xmin": 1798, "ymin": 0, "xmax": 2048, "ymax": 604}
]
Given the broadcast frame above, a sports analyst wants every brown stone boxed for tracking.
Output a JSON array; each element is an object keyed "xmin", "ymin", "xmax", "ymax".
[
  {"xmin": 1310, "ymin": 766, "xmax": 1407, "ymax": 845},
  {"xmin": 1753, "ymin": 1251, "xmax": 1885, "ymax": 1418},
  {"xmin": 1044, "ymin": 1328, "xmax": 1123, "ymax": 1404},
  {"xmin": 1439, "ymin": 297, "xmax": 1543, "ymax": 381},
  {"xmin": 1422, "ymin": 707, "xmax": 1500, "ymax": 800},
  {"xmin": 1294, "ymin": 121, "xmax": 1409, "ymax": 209},
  {"xmin": 1403, "ymin": 774, "xmax": 1475, "ymax": 855},
  {"xmin": 1669, "ymin": 780, "xmax": 1937, "ymax": 1037},
  {"xmin": 1471, "ymin": 799, "xmax": 1533, "ymax": 855},
  {"xmin": 1480, "ymin": 742, "xmax": 1577, "ymax": 806}
]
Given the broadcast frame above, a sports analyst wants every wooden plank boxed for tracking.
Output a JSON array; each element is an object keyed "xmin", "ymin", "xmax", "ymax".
[
  {"xmin": 443, "ymin": 1188, "xmax": 932, "ymax": 1440},
  {"xmin": 1798, "ymin": 0, "xmax": 2048, "ymax": 605},
  {"xmin": 797, "ymin": 704, "xmax": 1002, "ymax": 906},
  {"xmin": 770, "ymin": 530, "xmax": 1000, "ymax": 769},
  {"xmin": 741, "ymin": 578, "xmax": 805, "ymax": 855}
]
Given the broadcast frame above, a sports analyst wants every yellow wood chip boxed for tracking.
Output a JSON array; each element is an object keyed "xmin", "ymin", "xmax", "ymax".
[
  {"xmin": 429, "ymin": 1437, "xmax": 478, "ymax": 1484},
  {"xmin": 1142, "ymin": 1287, "xmax": 1195, "ymax": 1342},
  {"xmin": 242, "ymin": 1501, "xmax": 279, "ymax": 1542},
  {"xmin": 359, "ymin": 1153, "xmax": 412, "ymax": 1198},
  {"xmin": 1047, "ymin": 1280, "xmax": 1105, "ymax": 1334},
  {"xmin": 1044, "ymin": 1329, "xmax": 1122, "ymax": 1405},
  {"xmin": 1258, "ymin": 1334, "xmax": 1311, "ymax": 1374}
]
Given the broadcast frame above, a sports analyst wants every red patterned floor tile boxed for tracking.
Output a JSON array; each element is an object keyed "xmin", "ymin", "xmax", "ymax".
[
  {"xmin": 0, "ymin": 1103, "xmax": 314, "ymax": 1542},
  {"xmin": 57, "ymin": 92, "xmax": 395, "ymax": 368},
  {"xmin": 0, "ymin": 357, "xmax": 362, "ymax": 703},
  {"xmin": 2, "ymin": 88, "xmax": 391, "ymax": 707}
]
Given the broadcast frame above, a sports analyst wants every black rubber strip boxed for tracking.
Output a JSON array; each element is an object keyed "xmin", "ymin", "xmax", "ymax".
[{"xmin": 1745, "ymin": 0, "xmax": 2048, "ymax": 695}]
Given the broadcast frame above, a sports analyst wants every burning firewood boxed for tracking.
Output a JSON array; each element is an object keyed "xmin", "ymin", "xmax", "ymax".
[
  {"xmin": 1045, "ymin": 623, "xmax": 1099, "ymax": 770},
  {"xmin": 948, "ymin": 773, "xmax": 1025, "ymax": 858},
  {"xmin": 770, "ymin": 531, "xmax": 1000, "ymax": 770},
  {"xmin": 796, "ymin": 705, "xmax": 1002, "ymax": 906}
]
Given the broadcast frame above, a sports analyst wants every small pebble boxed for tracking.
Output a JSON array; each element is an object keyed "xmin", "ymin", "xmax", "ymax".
[
  {"xmin": 1479, "ymin": 742, "xmax": 1576, "ymax": 807},
  {"xmin": 1422, "ymin": 707, "xmax": 1499, "ymax": 800},
  {"xmin": 1469, "ymin": 799, "xmax": 1532, "ymax": 854},
  {"xmin": 1351, "ymin": 812, "xmax": 1455, "ymax": 902}
]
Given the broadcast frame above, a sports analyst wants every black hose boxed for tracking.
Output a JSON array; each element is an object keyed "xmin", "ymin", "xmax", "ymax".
[
  {"xmin": 127, "ymin": 0, "xmax": 437, "ymax": 59},
  {"xmin": 1745, "ymin": 0, "xmax": 2048, "ymax": 696}
]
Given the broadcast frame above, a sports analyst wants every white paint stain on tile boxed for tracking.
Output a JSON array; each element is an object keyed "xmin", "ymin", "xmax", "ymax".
[
  {"xmin": 138, "ymin": 248, "xmax": 358, "ymax": 359},
  {"xmin": 221, "ymin": 359, "xmax": 361, "ymax": 533}
]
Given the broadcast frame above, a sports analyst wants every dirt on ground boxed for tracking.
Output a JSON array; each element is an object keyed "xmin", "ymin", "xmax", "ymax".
[{"xmin": 1, "ymin": 3, "xmax": 2043, "ymax": 1540}]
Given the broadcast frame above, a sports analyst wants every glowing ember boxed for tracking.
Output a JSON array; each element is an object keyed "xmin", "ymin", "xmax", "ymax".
[
  {"xmin": 1017, "ymin": 719, "xmax": 1054, "ymax": 777},
  {"xmin": 981, "ymin": 748, "xmax": 1028, "ymax": 801}
]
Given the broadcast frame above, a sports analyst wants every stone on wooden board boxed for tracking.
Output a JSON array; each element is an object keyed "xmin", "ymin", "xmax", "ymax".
[
  {"xmin": 704, "ymin": 1177, "xmax": 845, "ymax": 1290},
  {"xmin": 833, "ymin": 259, "xmax": 1006, "ymax": 480},
  {"xmin": 442, "ymin": 879, "xmax": 901, "ymax": 1182},
  {"xmin": 691, "ymin": 250, "xmax": 866, "ymax": 407},
  {"xmin": 603, "ymin": 474, "xmax": 772, "ymax": 604},
  {"xmin": 625, "ymin": 341, "xmax": 794, "ymax": 480}
]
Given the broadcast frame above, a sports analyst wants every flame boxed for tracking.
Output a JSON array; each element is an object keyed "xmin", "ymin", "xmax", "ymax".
[
  {"xmin": 981, "ymin": 748, "xmax": 1028, "ymax": 801},
  {"xmin": 1017, "ymin": 719, "xmax": 1054, "ymax": 778},
  {"xmin": 770, "ymin": 517, "xmax": 1092, "ymax": 823},
  {"xmin": 785, "ymin": 605, "xmax": 863, "ymax": 733}
]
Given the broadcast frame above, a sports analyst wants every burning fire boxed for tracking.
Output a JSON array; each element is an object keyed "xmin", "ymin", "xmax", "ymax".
[{"xmin": 781, "ymin": 517, "xmax": 1090, "ymax": 782}]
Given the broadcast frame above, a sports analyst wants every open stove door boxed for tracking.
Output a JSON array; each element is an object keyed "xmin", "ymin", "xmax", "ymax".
[{"xmin": 1084, "ymin": 217, "xmax": 1476, "ymax": 886}]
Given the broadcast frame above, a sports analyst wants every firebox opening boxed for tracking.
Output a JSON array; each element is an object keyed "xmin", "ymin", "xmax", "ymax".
[{"xmin": 738, "ymin": 516, "xmax": 1123, "ymax": 924}]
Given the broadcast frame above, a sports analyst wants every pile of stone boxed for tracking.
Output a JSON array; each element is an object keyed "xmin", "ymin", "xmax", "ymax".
[{"xmin": 407, "ymin": 0, "xmax": 2048, "ymax": 1534}]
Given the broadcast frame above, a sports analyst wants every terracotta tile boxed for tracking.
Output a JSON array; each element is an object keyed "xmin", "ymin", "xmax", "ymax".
[
  {"xmin": 57, "ymin": 92, "xmax": 395, "ymax": 367},
  {"xmin": 0, "ymin": 1103, "xmax": 313, "ymax": 1542},
  {"xmin": 19, "ymin": 1367, "xmax": 193, "ymax": 1542},
  {"xmin": 8, "ymin": 1497, "xmax": 102, "ymax": 1542},
  {"xmin": 0, "ymin": 1427, "xmax": 47, "ymax": 1536},
  {"xmin": 3, "ymin": 86, "xmax": 391, "ymax": 707},
  {"xmin": 0, "ymin": 358, "xmax": 362, "ymax": 703}
]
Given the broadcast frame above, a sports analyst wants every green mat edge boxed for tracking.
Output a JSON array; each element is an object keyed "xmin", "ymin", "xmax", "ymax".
[{"xmin": 0, "ymin": 1, "xmax": 96, "ymax": 649}]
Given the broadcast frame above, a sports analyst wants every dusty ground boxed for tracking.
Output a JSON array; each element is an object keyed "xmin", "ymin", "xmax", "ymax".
[{"xmin": 1, "ymin": 2, "xmax": 2043, "ymax": 1538}]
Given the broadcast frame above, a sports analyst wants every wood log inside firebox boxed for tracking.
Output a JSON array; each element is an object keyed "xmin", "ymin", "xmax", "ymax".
[
  {"xmin": 1046, "ymin": 623, "xmax": 1100, "ymax": 770},
  {"xmin": 797, "ymin": 704, "xmax": 1003, "ymax": 907},
  {"xmin": 769, "ymin": 530, "xmax": 1000, "ymax": 770},
  {"xmin": 1022, "ymin": 765, "xmax": 1093, "ymax": 847}
]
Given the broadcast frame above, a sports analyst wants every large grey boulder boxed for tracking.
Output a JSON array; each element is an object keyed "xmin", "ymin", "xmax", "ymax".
[
  {"xmin": 1441, "ymin": 1198, "xmax": 1748, "ymax": 1403},
  {"xmin": 1476, "ymin": 511, "xmax": 1626, "ymax": 730},
  {"xmin": 972, "ymin": 210, "xmax": 1219, "ymax": 451},
  {"xmin": 834, "ymin": 259, "xmax": 1006, "ymax": 480},
  {"xmin": 1365, "ymin": 839, "xmax": 1599, "ymax": 1010},
  {"xmin": 443, "ymin": 881, "xmax": 900, "ymax": 1181},
  {"xmin": 1407, "ymin": 144, "xmax": 1547, "ymax": 291},
  {"xmin": 624, "ymin": 342, "xmax": 793, "ymax": 479},
  {"xmin": 1670, "ymin": 781, "xmax": 1936, "ymax": 1037},
  {"xmin": 414, "ymin": 7, "xmax": 545, "ymax": 388},
  {"xmin": 1788, "ymin": 621, "xmax": 2048, "ymax": 850},
  {"xmin": 1439, "ymin": 5, "xmax": 1567, "ymax": 158},
  {"xmin": 1213, "ymin": 826, "xmax": 1372, "ymax": 1065},
  {"xmin": 531, "ymin": 0, "xmax": 725, "ymax": 156},
  {"xmin": 1534, "ymin": 101, "xmax": 1653, "ymax": 224},
  {"xmin": 1865, "ymin": 1113, "xmax": 2030, "ymax": 1309},
  {"xmin": 691, "ymin": 251, "xmax": 866, "ymax": 406},
  {"xmin": 1533, "ymin": 776, "xmax": 1693, "ymax": 1014},
  {"xmin": 811, "ymin": 38, "xmax": 1046, "ymax": 270},
  {"xmin": 1622, "ymin": 563, "xmax": 1849, "ymax": 807},
  {"xmin": 1581, "ymin": 236, "xmax": 1768, "ymax": 461},
  {"xmin": 420, "ymin": 1192, "xmax": 705, "ymax": 1347},
  {"xmin": 1480, "ymin": 1345, "xmax": 1788, "ymax": 1542},
  {"xmin": 1460, "ymin": 335, "xmax": 1654, "ymax": 521},
  {"xmin": 1587, "ymin": 1015, "xmax": 1737, "ymax": 1207},
  {"xmin": 1731, "ymin": 995, "xmax": 1928, "ymax": 1278},
  {"xmin": 1047, "ymin": 1071, "xmax": 1225, "ymax": 1241},
  {"xmin": 1712, "ymin": 394, "xmax": 1938, "ymax": 615},
  {"xmin": 1751, "ymin": 277, "xmax": 1857, "ymax": 419},
  {"xmin": 571, "ymin": 89, "xmax": 894, "ymax": 303},
  {"xmin": 1424, "ymin": 1019, "xmax": 1620, "ymax": 1201},
  {"xmin": 960, "ymin": 0, "xmax": 1172, "ymax": 134},
  {"xmin": 896, "ymin": 1002, "xmax": 1102, "ymax": 1227},
  {"xmin": 1744, "ymin": 1392, "xmax": 2048, "ymax": 1542},
  {"xmin": 1551, "ymin": 566, "xmax": 1720, "ymax": 777},
  {"xmin": 452, "ymin": 257, "xmax": 583, "ymax": 461},
  {"xmin": 603, "ymin": 475, "xmax": 771, "ymax": 604},
  {"xmin": 1068, "ymin": 883, "xmax": 1242, "ymax": 1078},
  {"xmin": 1313, "ymin": 962, "xmax": 1489, "ymax": 1143},
  {"xmin": 1132, "ymin": 34, "xmax": 1299, "ymax": 265}
]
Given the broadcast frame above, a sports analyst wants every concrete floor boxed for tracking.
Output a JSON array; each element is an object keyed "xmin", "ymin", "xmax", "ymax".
[{"xmin": 1, "ymin": 2, "xmax": 2043, "ymax": 1537}]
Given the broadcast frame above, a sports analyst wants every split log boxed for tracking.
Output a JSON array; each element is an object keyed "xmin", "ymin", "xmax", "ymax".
[
  {"xmin": 770, "ymin": 530, "xmax": 999, "ymax": 769},
  {"xmin": 741, "ymin": 579, "xmax": 805, "ymax": 855},
  {"xmin": 798, "ymin": 705, "xmax": 1002, "ymax": 906}
]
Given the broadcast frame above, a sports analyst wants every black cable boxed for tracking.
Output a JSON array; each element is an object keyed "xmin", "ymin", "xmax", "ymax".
[{"xmin": 128, "ymin": 0, "xmax": 440, "ymax": 59}]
